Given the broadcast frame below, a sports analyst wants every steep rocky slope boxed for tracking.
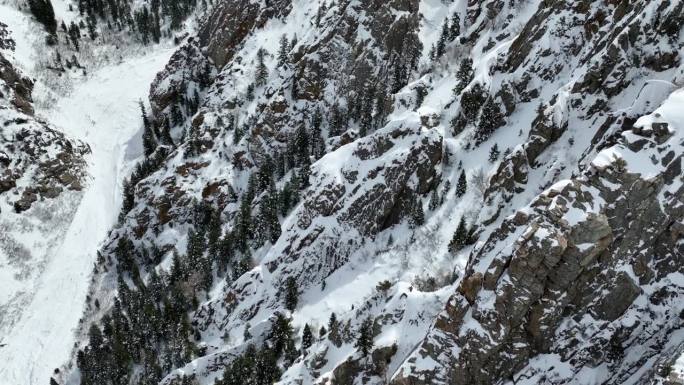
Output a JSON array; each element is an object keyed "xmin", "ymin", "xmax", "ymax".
[{"xmin": 63, "ymin": 0, "xmax": 684, "ymax": 385}]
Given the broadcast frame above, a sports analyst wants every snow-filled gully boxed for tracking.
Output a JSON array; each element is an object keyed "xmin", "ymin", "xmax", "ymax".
[{"xmin": 0, "ymin": 50, "xmax": 173, "ymax": 385}]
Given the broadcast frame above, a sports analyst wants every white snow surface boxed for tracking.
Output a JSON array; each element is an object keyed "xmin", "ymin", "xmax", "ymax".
[{"xmin": 0, "ymin": 9, "xmax": 175, "ymax": 384}]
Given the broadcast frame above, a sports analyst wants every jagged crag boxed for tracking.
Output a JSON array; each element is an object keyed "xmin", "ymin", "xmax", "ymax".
[{"xmin": 66, "ymin": 1, "xmax": 684, "ymax": 385}]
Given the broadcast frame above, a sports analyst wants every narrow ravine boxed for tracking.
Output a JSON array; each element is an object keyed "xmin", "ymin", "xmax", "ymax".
[{"xmin": 0, "ymin": 47, "xmax": 173, "ymax": 385}]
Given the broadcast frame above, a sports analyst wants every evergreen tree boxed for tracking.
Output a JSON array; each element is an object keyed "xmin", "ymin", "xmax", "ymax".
[
  {"xmin": 327, "ymin": 312, "xmax": 341, "ymax": 346},
  {"xmin": 409, "ymin": 196, "xmax": 425, "ymax": 228},
  {"xmin": 310, "ymin": 107, "xmax": 325, "ymax": 159},
  {"xmin": 278, "ymin": 182, "xmax": 293, "ymax": 216},
  {"xmin": 255, "ymin": 48, "xmax": 269, "ymax": 87},
  {"xmin": 243, "ymin": 322, "xmax": 252, "ymax": 341},
  {"xmin": 298, "ymin": 162, "xmax": 311, "ymax": 190},
  {"xmin": 246, "ymin": 83, "xmax": 255, "ymax": 101},
  {"xmin": 284, "ymin": 276, "xmax": 298, "ymax": 311},
  {"xmin": 476, "ymin": 98, "xmax": 504, "ymax": 145},
  {"xmin": 186, "ymin": 228, "xmax": 206, "ymax": 264},
  {"xmin": 488, "ymin": 143, "xmax": 500, "ymax": 162},
  {"xmin": 169, "ymin": 251, "xmax": 185, "ymax": 284},
  {"xmin": 256, "ymin": 346, "xmax": 281, "ymax": 383},
  {"xmin": 428, "ymin": 188, "xmax": 439, "ymax": 211},
  {"xmin": 120, "ymin": 178, "xmax": 135, "ymax": 222},
  {"xmin": 449, "ymin": 13, "xmax": 461, "ymax": 40},
  {"xmin": 415, "ymin": 85, "xmax": 427, "ymax": 108},
  {"xmin": 293, "ymin": 125, "xmax": 310, "ymax": 165},
  {"xmin": 232, "ymin": 255, "xmax": 252, "ymax": 280},
  {"xmin": 449, "ymin": 217, "xmax": 468, "ymax": 252},
  {"xmin": 453, "ymin": 58, "xmax": 474, "ymax": 95},
  {"xmin": 359, "ymin": 82, "xmax": 375, "ymax": 137},
  {"xmin": 435, "ymin": 20, "xmax": 449, "ymax": 59},
  {"xmin": 86, "ymin": 14, "xmax": 97, "ymax": 40},
  {"xmin": 207, "ymin": 209, "xmax": 222, "ymax": 258},
  {"xmin": 266, "ymin": 184, "xmax": 281, "ymax": 243},
  {"xmin": 301, "ymin": 323, "xmax": 313, "ymax": 351},
  {"xmin": 355, "ymin": 317, "xmax": 374, "ymax": 357},
  {"xmin": 160, "ymin": 119, "xmax": 174, "ymax": 146},
  {"xmin": 460, "ymin": 82, "xmax": 486, "ymax": 120},
  {"xmin": 277, "ymin": 34, "xmax": 289, "ymax": 67},
  {"xmin": 28, "ymin": 0, "xmax": 57, "ymax": 33},
  {"xmin": 270, "ymin": 313, "xmax": 293, "ymax": 356},
  {"xmin": 235, "ymin": 195, "xmax": 252, "ymax": 252},
  {"xmin": 68, "ymin": 21, "xmax": 81, "ymax": 51},
  {"xmin": 329, "ymin": 102, "xmax": 347, "ymax": 136},
  {"xmin": 171, "ymin": 104, "xmax": 184, "ymax": 126},
  {"xmin": 140, "ymin": 101, "xmax": 157, "ymax": 157},
  {"xmin": 456, "ymin": 170, "xmax": 467, "ymax": 197}
]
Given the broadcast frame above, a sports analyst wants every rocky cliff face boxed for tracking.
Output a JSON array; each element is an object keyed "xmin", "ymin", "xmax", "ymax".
[
  {"xmin": 66, "ymin": 1, "xmax": 684, "ymax": 384},
  {"xmin": 0, "ymin": 23, "xmax": 89, "ymax": 214},
  {"xmin": 394, "ymin": 95, "xmax": 684, "ymax": 384}
]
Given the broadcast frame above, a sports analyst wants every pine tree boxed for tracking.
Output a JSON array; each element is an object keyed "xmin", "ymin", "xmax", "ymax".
[
  {"xmin": 460, "ymin": 82, "xmax": 486, "ymax": 120},
  {"xmin": 415, "ymin": 85, "xmax": 427, "ymax": 108},
  {"xmin": 86, "ymin": 14, "xmax": 97, "ymax": 40},
  {"xmin": 301, "ymin": 324, "xmax": 313, "ymax": 351},
  {"xmin": 140, "ymin": 101, "xmax": 157, "ymax": 157},
  {"xmin": 329, "ymin": 102, "xmax": 347, "ymax": 136},
  {"xmin": 327, "ymin": 313, "xmax": 341, "ymax": 346},
  {"xmin": 456, "ymin": 170, "xmax": 467, "ymax": 197},
  {"xmin": 453, "ymin": 58, "xmax": 474, "ymax": 95},
  {"xmin": 435, "ymin": 20, "xmax": 449, "ymax": 59},
  {"xmin": 355, "ymin": 317, "xmax": 374, "ymax": 357},
  {"xmin": 428, "ymin": 188, "xmax": 439, "ymax": 211},
  {"xmin": 476, "ymin": 98, "xmax": 504, "ymax": 145},
  {"xmin": 207, "ymin": 209, "xmax": 222, "ymax": 258},
  {"xmin": 119, "ymin": 178, "xmax": 135, "ymax": 222},
  {"xmin": 235, "ymin": 195, "xmax": 252, "ymax": 252},
  {"xmin": 171, "ymin": 104, "xmax": 183, "ymax": 126},
  {"xmin": 449, "ymin": 217, "xmax": 468, "ymax": 252},
  {"xmin": 409, "ymin": 196, "xmax": 425, "ymax": 228},
  {"xmin": 28, "ymin": 0, "xmax": 57, "ymax": 33},
  {"xmin": 255, "ymin": 48, "xmax": 269, "ymax": 87},
  {"xmin": 310, "ymin": 108, "xmax": 325, "ymax": 159},
  {"xmin": 243, "ymin": 322, "xmax": 252, "ymax": 340},
  {"xmin": 293, "ymin": 125, "xmax": 310, "ymax": 166},
  {"xmin": 284, "ymin": 276, "xmax": 298, "ymax": 311},
  {"xmin": 186, "ymin": 228, "xmax": 206, "ymax": 265},
  {"xmin": 449, "ymin": 13, "xmax": 461, "ymax": 40},
  {"xmin": 68, "ymin": 21, "xmax": 81, "ymax": 51},
  {"xmin": 246, "ymin": 83, "xmax": 255, "ymax": 101},
  {"xmin": 277, "ymin": 34, "xmax": 289, "ymax": 67},
  {"xmin": 169, "ymin": 251, "xmax": 185, "ymax": 284},
  {"xmin": 185, "ymin": 124, "xmax": 202, "ymax": 158},
  {"xmin": 488, "ymin": 143, "xmax": 500, "ymax": 162},
  {"xmin": 160, "ymin": 119, "xmax": 174, "ymax": 146},
  {"xmin": 270, "ymin": 313, "xmax": 294, "ymax": 356},
  {"xmin": 278, "ymin": 182, "xmax": 293, "ymax": 216},
  {"xmin": 359, "ymin": 83, "xmax": 375, "ymax": 137}
]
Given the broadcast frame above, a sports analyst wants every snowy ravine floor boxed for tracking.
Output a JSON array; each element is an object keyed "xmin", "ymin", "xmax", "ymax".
[{"xmin": 0, "ymin": 46, "xmax": 174, "ymax": 385}]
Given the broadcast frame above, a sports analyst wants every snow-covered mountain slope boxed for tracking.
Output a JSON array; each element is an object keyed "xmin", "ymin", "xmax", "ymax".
[
  {"xmin": 2, "ymin": 0, "xmax": 683, "ymax": 384},
  {"xmin": 62, "ymin": 0, "xmax": 684, "ymax": 384}
]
